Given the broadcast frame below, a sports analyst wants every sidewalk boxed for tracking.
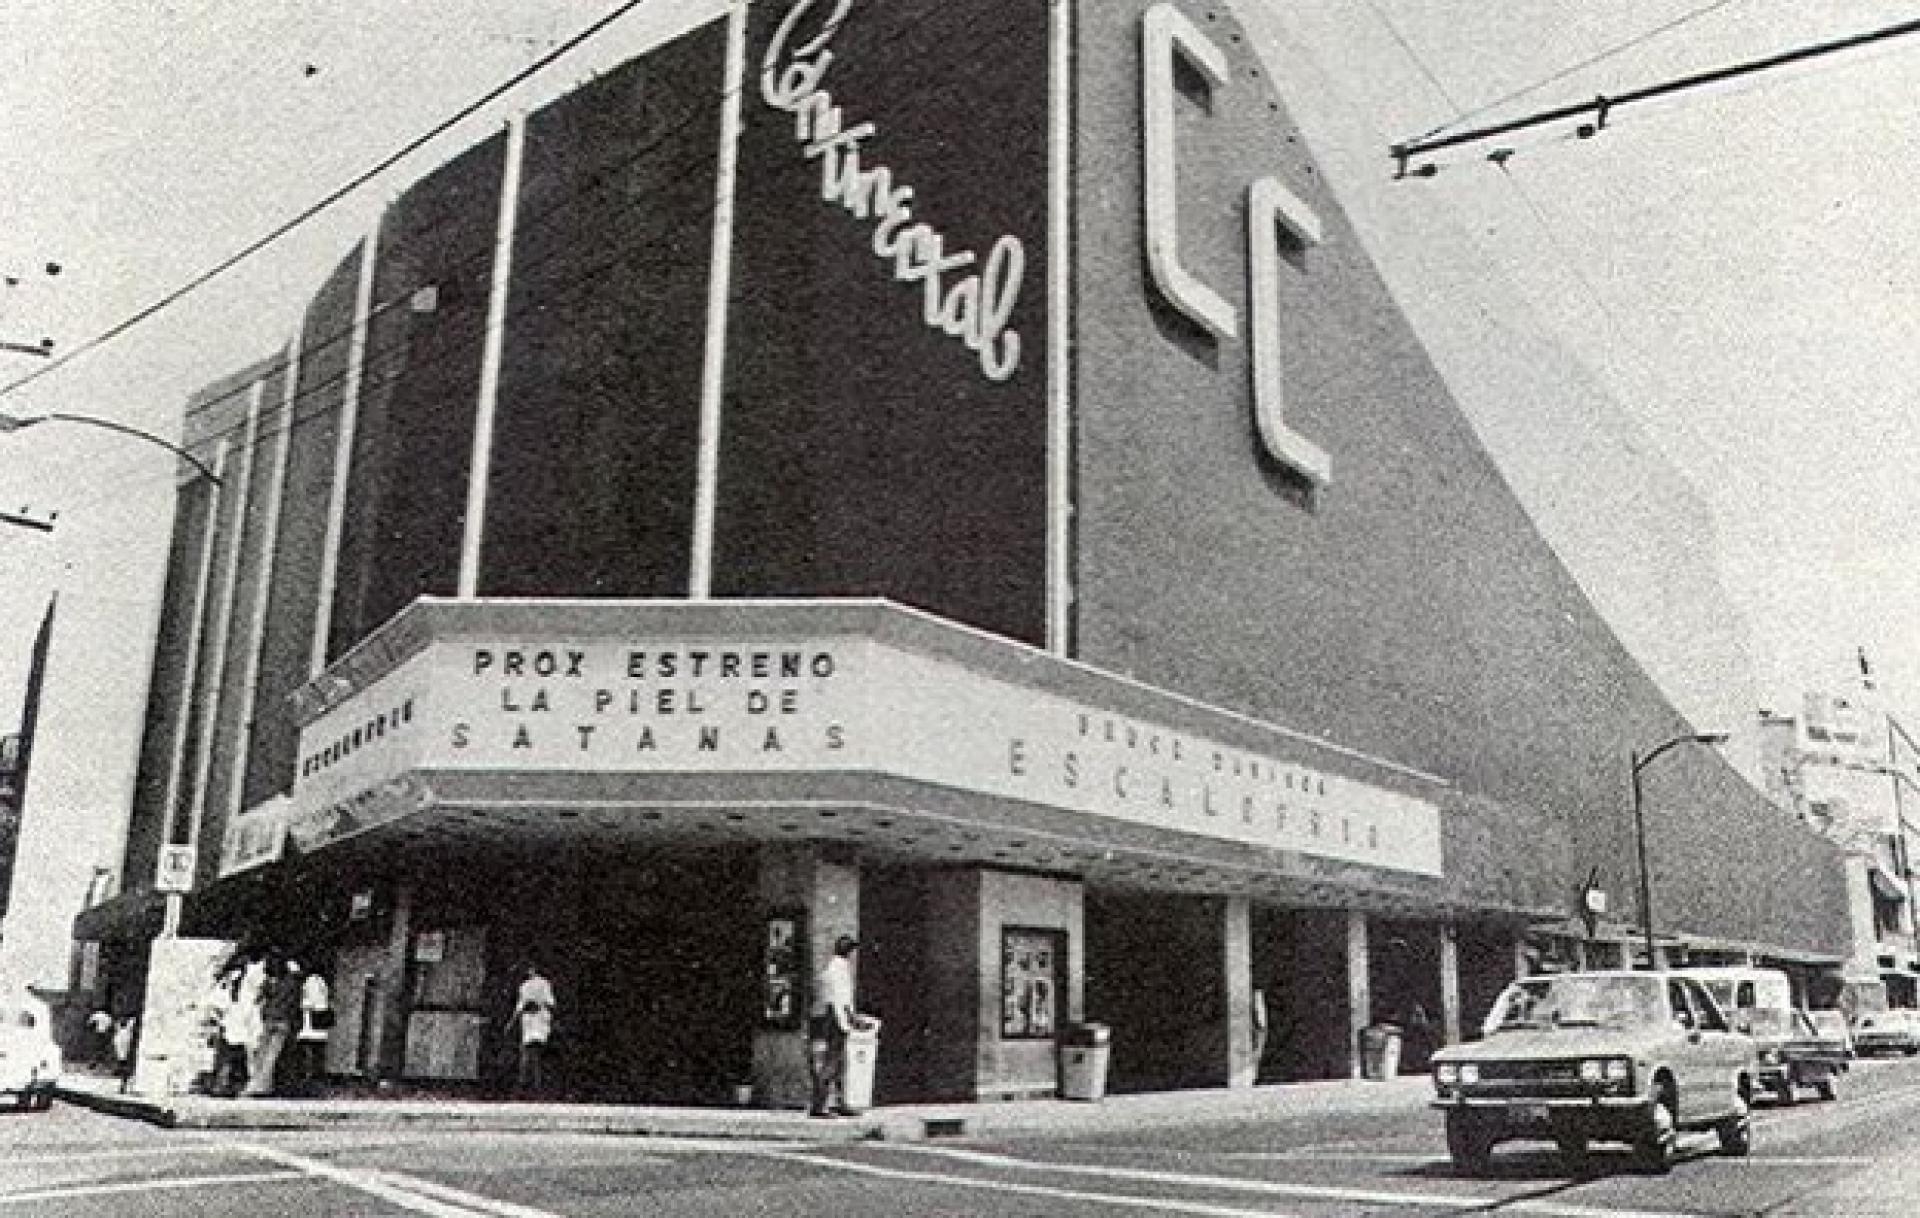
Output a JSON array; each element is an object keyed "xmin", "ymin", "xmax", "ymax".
[{"xmin": 55, "ymin": 1070, "xmax": 1432, "ymax": 1143}]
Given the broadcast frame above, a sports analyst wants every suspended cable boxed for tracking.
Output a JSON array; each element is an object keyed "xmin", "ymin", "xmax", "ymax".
[
  {"xmin": 1409, "ymin": 0, "xmax": 1746, "ymax": 146},
  {"xmin": 1390, "ymin": 12, "xmax": 1920, "ymax": 173},
  {"xmin": 0, "ymin": 0, "xmax": 657, "ymax": 403},
  {"xmin": 1362, "ymin": 0, "xmax": 1466, "ymax": 116}
]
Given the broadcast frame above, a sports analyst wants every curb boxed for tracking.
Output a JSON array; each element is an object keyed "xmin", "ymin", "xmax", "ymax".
[
  {"xmin": 52, "ymin": 1084, "xmax": 893, "ymax": 1141},
  {"xmin": 53, "ymin": 1075, "xmax": 1434, "ymax": 1141},
  {"xmin": 52, "ymin": 1086, "xmax": 179, "ymax": 1128}
]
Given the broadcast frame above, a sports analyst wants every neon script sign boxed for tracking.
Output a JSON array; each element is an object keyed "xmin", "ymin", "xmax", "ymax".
[{"xmin": 760, "ymin": 0, "xmax": 1025, "ymax": 382}]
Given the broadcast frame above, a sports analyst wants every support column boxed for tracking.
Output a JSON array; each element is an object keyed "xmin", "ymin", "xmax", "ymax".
[
  {"xmin": 370, "ymin": 881, "xmax": 413, "ymax": 1082},
  {"xmin": 1223, "ymin": 896, "xmax": 1255, "ymax": 1088},
  {"xmin": 1439, "ymin": 923, "xmax": 1462, "ymax": 1047},
  {"xmin": 753, "ymin": 844, "xmax": 859, "ymax": 1108},
  {"xmin": 1346, "ymin": 910, "xmax": 1370, "ymax": 1080}
]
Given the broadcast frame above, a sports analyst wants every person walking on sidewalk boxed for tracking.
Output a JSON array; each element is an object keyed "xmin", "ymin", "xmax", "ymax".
[
  {"xmin": 808, "ymin": 935, "xmax": 859, "ymax": 1117},
  {"xmin": 294, "ymin": 966, "xmax": 333, "ymax": 1096},
  {"xmin": 510, "ymin": 965, "xmax": 556, "ymax": 1096},
  {"xmin": 209, "ymin": 965, "xmax": 258, "ymax": 1097},
  {"xmin": 111, "ymin": 1014, "xmax": 139, "ymax": 1093},
  {"xmin": 246, "ymin": 957, "xmax": 303, "ymax": 1096}
]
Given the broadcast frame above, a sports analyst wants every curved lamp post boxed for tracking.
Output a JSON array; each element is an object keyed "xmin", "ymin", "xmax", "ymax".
[
  {"xmin": 1631, "ymin": 731, "xmax": 1730, "ymax": 969},
  {"xmin": 0, "ymin": 410, "xmax": 221, "ymax": 486}
]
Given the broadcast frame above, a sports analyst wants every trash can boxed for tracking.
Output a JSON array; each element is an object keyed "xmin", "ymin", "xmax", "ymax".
[
  {"xmin": 1360, "ymin": 1023, "xmax": 1402, "ymax": 1081},
  {"xmin": 1059, "ymin": 1022, "xmax": 1112, "ymax": 1101},
  {"xmin": 841, "ymin": 1018, "xmax": 882, "ymax": 1113}
]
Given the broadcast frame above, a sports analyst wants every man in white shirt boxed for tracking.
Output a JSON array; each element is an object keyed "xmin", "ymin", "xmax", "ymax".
[
  {"xmin": 513, "ymin": 965, "xmax": 556, "ymax": 1095},
  {"xmin": 808, "ymin": 935, "xmax": 858, "ymax": 1116}
]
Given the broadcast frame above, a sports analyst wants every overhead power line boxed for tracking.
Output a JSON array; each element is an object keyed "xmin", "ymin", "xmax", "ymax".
[
  {"xmin": 0, "ymin": 0, "xmax": 656, "ymax": 403},
  {"xmin": 1390, "ymin": 13, "xmax": 1920, "ymax": 174},
  {"xmin": 1406, "ymin": 0, "xmax": 1746, "ymax": 146}
]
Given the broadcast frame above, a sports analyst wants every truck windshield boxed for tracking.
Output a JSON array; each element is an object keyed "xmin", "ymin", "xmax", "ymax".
[{"xmin": 1490, "ymin": 976, "xmax": 1663, "ymax": 1030}]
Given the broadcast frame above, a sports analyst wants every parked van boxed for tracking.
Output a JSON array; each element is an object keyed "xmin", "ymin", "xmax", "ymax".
[{"xmin": 1680, "ymin": 967, "xmax": 1845, "ymax": 1103}]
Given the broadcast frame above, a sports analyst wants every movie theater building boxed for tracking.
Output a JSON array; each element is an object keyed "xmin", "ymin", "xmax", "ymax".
[{"xmin": 74, "ymin": 0, "xmax": 1850, "ymax": 1104}]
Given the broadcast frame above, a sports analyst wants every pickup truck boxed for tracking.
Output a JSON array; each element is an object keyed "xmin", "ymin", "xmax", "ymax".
[{"xmin": 1680, "ymin": 968, "xmax": 1845, "ymax": 1103}]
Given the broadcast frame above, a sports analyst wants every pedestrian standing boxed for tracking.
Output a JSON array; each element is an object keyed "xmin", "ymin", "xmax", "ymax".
[
  {"xmin": 209, "ymin": 966, "xmax": 256, "ymax": 1097},
  {"xmin": 510, "ymin": 965, "xmax": 556, "ymax": 1096},
  {"xmin": 807, "ymin": 934, "xmax": 859, "ymax": 1117},
  {"xmin": 295, "ymin": 967, "xmax": 334, "ymax": 1096},
  {"xmin": 235, "ymin": 955, "xmax": 268, "ymax": 1089},
  {"xmin": 1249, "ymin": 987, "xmax": 1269, "ymax": 1082},
  {"xmin": 247, "ymin": 958, "xmax": 303, "ymax": 1096},
  {"xmin": 112, "ymin": 1015, "xmax": 139, "ymax": 1093},
  {"xmin": 86, "ymin": 1008, "xmax": 115, "ymax": 1065}
]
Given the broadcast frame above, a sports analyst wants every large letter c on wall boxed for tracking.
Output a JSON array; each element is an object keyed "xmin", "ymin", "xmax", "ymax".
[
  {"xmin": 1248, "ymin": 175, "xmax": 1330, "ymax": 487},
  {"xmin": 1143, "ymin": 3, "xmax": 1237, "ymax": 343}
]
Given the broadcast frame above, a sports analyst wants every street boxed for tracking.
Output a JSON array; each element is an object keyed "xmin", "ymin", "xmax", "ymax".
[{"xmin": 9, "ymin": 1056, "xmax": 1920, "ymax": 1216}]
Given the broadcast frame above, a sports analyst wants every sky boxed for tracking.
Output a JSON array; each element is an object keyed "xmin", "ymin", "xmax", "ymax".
[
  {"xmin": 1255, "ymin": 0, "xmax": 1920, "ymax": 729},
  {"xmin": 0, "ymin": 0, "xmax": 1916, "ymax": 810}
]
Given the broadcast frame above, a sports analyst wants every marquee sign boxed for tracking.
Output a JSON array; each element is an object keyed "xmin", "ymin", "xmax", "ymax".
[{"xmin": 287, "ymin": 611, "xmax": 1443, "ymax": 877}]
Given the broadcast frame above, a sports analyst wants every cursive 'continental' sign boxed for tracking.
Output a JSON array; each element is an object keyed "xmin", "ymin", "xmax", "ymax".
[{"xmin": 759, "ymin": 0, "xmax": 1024, "ymax": 382}]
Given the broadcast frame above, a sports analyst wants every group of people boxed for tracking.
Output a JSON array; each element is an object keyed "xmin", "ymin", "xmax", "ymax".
[{"xmin": 206, "ymin": 950, "xmax": 333, "ymax": 1098}]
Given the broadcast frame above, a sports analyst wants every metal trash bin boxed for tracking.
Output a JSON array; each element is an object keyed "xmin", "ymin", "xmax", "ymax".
[
  {"xmin": 1059, "ymin": 1022, "xmax": 1112, "ymax": 1101},
  {"xmin": 1360, "ymin": 1023, "xmax": 1402, "ymax": 1081},
  {"xmin": 841, "ymin": 1018, "xmax": 882, "ymax": 1113}
]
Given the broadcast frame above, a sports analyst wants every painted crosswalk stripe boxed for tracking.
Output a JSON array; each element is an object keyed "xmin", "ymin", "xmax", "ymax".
[
  {"xmin": 0, "ymin": 1170, "xmax": 306, "ymax": 1207},
  {"xmin": 879, "ymin": 1143, "xmax": 1706, "ymax": 1218},
  {"xmin": 757, "ymin": 1149, "xmax": 1314, "ymax": 1218},
  {"xmin": 235, "ymin": 1141, "xmax": 565, "ymax": 1218}
]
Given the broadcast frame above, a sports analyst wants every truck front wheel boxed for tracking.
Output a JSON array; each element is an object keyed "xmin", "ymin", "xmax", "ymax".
[{"xmin": 1634, "ymin": 1088, "xmax": 1678, "ymax": 1174}]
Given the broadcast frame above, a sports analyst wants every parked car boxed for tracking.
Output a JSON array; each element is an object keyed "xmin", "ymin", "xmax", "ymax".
[
  {"xmin": 1804, "ymin": 1009, "xmax": 1854, "ymax": 1058},
  {"xmin": 0, "ymin": 1003, "xmax": 62, "ymax": 1111},
  {"xmin": 1850, "ymin": 1008, "xmax": 1920, "ymax": 1056},
  {"xmin": 1431, "ymin": 970, "xmax": 1755, "ymax": 1174},
  {"xmin": 1679, "ymin": 967, "xmax": 1845, "ymax": 1103}
]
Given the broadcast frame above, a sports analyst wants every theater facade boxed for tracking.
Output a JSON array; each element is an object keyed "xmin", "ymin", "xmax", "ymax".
[{"xmin": 75, "ymin": 0, "xmax": 1849, "ymax": 1104}]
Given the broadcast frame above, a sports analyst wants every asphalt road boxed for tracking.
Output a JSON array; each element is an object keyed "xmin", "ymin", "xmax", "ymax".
[{"xmin": 9, "ymin": 1056, "xmax": 1920, "ymax": 1216}]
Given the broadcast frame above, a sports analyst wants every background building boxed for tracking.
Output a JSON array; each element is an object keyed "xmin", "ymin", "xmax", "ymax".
[
  {"xmin": 58, "ymin": 0, "xmax": 1848, "ymax": 1102},
  {"xmin": 0, "ymin": 601, "xmax": 56, "ymax": 972},
  {"xmin": 1757, "ymin": 672, "xmax": 1920, "ymax": 1009}
]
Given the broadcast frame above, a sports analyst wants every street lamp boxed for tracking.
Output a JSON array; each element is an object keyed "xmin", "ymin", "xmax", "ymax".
[
  {"xmin": 1631, "ymin": 731, "xmax": 1730, "ymax": 969},
  {"xmin": 0, "ymin": 410, "xmax": 221, "ymax": 486}
]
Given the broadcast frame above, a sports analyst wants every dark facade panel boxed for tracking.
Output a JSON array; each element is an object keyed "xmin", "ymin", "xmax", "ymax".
[
  {"xmin": 328, "ymin": 135, "xmax": 504, "ymax": 660},
  {"xmin": 246, "ymin": 248, "xmax": 362, "ymax": 808},
  {"xmin": 180, "ymin": 430, "xmax": 248, "ymax": 889},
  {"xmin": 182, "ymin": 364, "xmax": 270, "ymax": 460},
  {"xmin": 197, "ymin": 362, "xmax": 288, "ymax": 863},
  {"xmin": 483, "ymin": 19, "xmax": 726, "ymax": 598},
  {"xmin": 1067, "ymin": 0, "xmax": 1844, "ymax": 953},
  {"xmin": 121, "ymin": 481, "xmax": 216, "ymax": 892},
  {"xmin": 715, "ymin": 0, "xmax": 1051, "ymax": 646}
]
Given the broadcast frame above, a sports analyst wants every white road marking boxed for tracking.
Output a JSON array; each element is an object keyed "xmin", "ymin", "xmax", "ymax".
[
  {"xmin": 893, "ymin": 1142, "xmax": 1463, "ymax": 1208},
  {"xmin": 0, "ymin": 1143, "xmax": 235, "ymax": 1169},
  {"xmin": 880, "ymin": 1143, "xmax": 1707, "ymax": 1218},
  {"xmin": 0, "ymin": 1170, "xmax": 306, "ymax": 1207},
  {"xmin": 235, "ymin": 1140, "xmax": 567, "ymax": 1218},
  {"xmin": 755, "ymin": 1149, "xmax": 1313, "ymax": 1218}
]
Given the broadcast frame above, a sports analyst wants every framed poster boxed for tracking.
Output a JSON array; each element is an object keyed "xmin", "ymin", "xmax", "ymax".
[
  {"xmin": 762, "ymin": 911, "xmax": 807, "ymax": 1028},
  {"xmin": 1001, "ymin": 926, "xmax": 1064, "ymax": 1040}
]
